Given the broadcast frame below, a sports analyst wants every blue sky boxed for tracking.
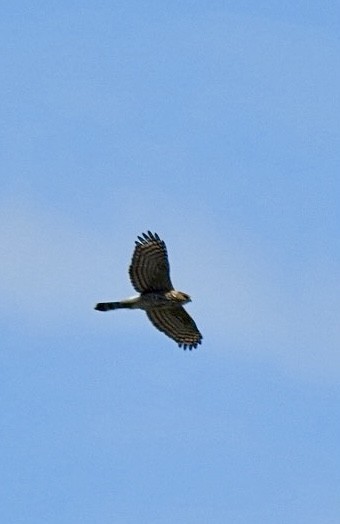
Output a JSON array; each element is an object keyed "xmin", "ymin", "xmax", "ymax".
[{"xmin": 1, "ymin": 2, "xmax": 340, "ymax": 523}]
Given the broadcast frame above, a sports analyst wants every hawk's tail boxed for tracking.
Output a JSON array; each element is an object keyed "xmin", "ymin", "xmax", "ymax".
[{"xmin": 95, "ymin": 301, "xmax": 130, "ymax": 312}]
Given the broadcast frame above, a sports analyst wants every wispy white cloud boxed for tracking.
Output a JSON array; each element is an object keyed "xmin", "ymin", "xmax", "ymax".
[
  {"xmin": 1, "ymin": 195, "xmax": 339, "ymax": 382},
  {"xmin": 0, "ymin": 197, "xmax": 118, "ymax": 324}
]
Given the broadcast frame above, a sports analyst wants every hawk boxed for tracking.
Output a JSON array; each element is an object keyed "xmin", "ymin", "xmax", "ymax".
[{"xmin": 95, "ymin": 231, "xmax": 202, "ymax": 350}]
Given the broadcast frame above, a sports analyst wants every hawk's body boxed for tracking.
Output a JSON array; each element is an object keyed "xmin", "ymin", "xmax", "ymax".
[{"xmin": 95, "ymin": 231, "xmax": 202, "ymax": 350}]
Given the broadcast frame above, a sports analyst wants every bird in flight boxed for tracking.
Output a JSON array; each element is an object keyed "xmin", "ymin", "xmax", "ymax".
[{"xmin": 95, "ymin": 231, "xmax": 202, "ymax": 350}]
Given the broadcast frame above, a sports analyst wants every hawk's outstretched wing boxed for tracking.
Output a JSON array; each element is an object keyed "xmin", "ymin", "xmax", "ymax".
[
  {"xmin": 146, "ymin": 307, "xmax": 202, "ymax": 350},
  {"xmin": 129, "ymin": 231, "xmax": 173, "ymax": 293}
]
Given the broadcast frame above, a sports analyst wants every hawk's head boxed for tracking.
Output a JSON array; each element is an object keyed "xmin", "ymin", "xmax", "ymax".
[{"xmin": 172, "ymin": 291, "xmax": 191, "ymax": 304}]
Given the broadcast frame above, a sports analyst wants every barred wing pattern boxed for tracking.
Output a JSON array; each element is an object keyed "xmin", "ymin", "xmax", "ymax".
[
  {"xmin": 129, "ymin": 231, "xmax": 173, "ymax": 292},
  {"xmin": 146, "ymin": 307, "xmax": 202, "ymax": 350}
]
